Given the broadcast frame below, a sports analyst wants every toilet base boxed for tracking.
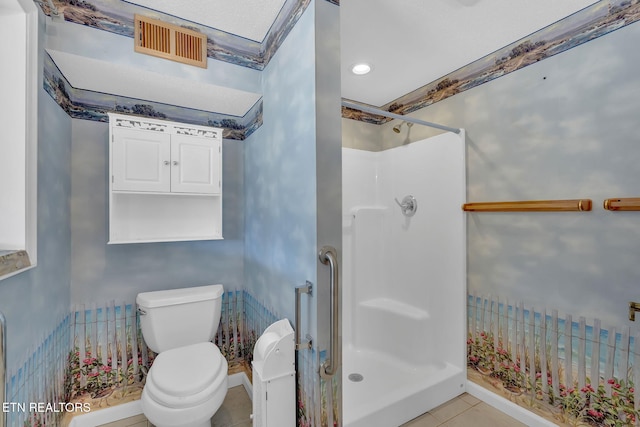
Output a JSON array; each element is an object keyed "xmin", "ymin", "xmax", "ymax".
[
  {"xmin": 180, "ymin": 420, "xmax": 210, "ymax": 427},
  {"xmin": 150, "ymin": 420, "xmax": 210, "ymax": 427},
  {"xmin": 140, "ymin": 375, "xmax": 227, "ymax": 427}
]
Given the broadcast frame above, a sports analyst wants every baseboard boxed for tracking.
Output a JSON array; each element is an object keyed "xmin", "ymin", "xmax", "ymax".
[
  {"xmin": 68, "ymin": 372, "xmax": 252, "ymax": 427},
  {"xmin": 67, "ymin": 400, "xmax": 143, "ymax": 427},
  {"xmin": 466, "ymin": 382, "xmax": 558, "ymax": 427},
  {"xmin": 228, "ymin": 371, "xmax": 253, "ymax": 400}
]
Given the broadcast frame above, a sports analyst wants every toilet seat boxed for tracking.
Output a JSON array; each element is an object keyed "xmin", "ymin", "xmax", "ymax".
[{"xmin": 145, "ymin": 342, "xmax": 227, "ymax": 409}]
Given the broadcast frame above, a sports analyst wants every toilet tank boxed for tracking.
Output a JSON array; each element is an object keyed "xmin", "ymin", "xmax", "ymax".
[{"xmin": 136, "ymin": 284, "xmax": 224, "ymax": 353}]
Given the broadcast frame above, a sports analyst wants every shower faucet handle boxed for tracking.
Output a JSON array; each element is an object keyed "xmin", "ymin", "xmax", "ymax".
[{"xmin": 394, "ymin": 195, "xmax": 417, "ymax": 217}]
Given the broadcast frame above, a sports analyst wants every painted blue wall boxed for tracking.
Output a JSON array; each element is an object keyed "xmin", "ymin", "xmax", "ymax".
[
  {"xmin": 0, "ymin": 85, "xmax": 72, "ymax": 371},
  {"xmin": 244, "ymin": 4, "xmax": 318, "ymax": 321},
  {"xmin": 41, "ymin": 14, "xmax": 252, "ymax": 304},
  {"xmin": 69, "ymin": 119, "xmax": 245, "ymax": 303},
  {"xmin": 462, "ymin": 20, "xmax": 640, "ymax": 329},
  {"xmin": 2, "ymin": 6, "xmax": 255, "ymax": 371}
]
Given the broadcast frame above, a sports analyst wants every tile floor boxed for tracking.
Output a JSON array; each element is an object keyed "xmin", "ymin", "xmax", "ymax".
[
  {"xmin": 98, "ymin": 386, "xmax": 252, "ymax": 427},
  {"xmin": 100, "ymin": 386, "xmax": 524, "ymax": 427},
  {"xmin": 400, "ymin": 393, "xmax": 526, "ymax": 427}
]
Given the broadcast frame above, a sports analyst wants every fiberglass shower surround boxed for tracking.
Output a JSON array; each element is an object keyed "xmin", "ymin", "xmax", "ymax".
[{"xmin": 342, "ymin": 130, "xmax": 466, "ymax": 427}]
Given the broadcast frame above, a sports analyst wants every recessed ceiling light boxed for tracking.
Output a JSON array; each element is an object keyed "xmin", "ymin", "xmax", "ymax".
[{"xmin": 351, "ymin": 63, "xmax": 372, "ymax": 75}]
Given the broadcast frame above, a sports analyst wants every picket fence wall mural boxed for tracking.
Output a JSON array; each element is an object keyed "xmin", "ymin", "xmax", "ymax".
[
  {"xmin": 3, "ymin": 290, "xmax": 337, "ymax": 427},
  {"xmin": 4, "ymin": 291, "xmax": 280, "ymax": 427},
  {"xmin": 468, "ymin": 295, "xmax": 640, "ymax": 426}
]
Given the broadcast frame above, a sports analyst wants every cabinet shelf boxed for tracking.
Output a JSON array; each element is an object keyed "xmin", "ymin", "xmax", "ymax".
[
  {"xmin": 108, "ymin": 113, "xmax": 223, "ymax": 244},
  {"xmin": 108, "ymin": 235, "xmax": 223, "ymax": 245},
  {"xmin": 112, "ymin": 190, "xmax": 218, "ymax": 197}
]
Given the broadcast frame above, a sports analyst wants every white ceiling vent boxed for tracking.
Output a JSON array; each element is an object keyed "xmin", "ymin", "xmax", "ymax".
[{"xmin": 134, "ymin": 14, "xmax": 208, "ymax": 69}]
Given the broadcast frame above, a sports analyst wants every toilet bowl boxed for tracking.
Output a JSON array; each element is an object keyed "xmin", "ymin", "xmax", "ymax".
[
  {"xmin": 141, "ymin": 342, "xmax": 228, "ymax": 427},
  {"xmin": 136, "ymin": 285, "xmax": 228, "ymax": 427}
]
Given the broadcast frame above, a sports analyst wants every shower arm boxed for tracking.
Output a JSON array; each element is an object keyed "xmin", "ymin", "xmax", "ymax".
[{"xmin": 342, "ymin": 100, "xmax": 461, "ymax": 134}]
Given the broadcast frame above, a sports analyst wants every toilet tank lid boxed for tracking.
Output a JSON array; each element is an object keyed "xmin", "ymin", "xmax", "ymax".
[{"xmin": 136, "ymin": 284, "xmax": 224, "ymax": 308}]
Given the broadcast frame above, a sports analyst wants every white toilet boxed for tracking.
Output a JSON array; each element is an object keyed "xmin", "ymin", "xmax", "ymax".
[{"xmin": 136, "ymin": 284, "xmax": 228, "ymax": 427}]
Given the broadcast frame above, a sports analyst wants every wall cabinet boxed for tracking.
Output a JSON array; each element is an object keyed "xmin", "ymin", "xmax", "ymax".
[{"xmin": 108, "ymin": 113, "xmax": 223, "ymax": 244}]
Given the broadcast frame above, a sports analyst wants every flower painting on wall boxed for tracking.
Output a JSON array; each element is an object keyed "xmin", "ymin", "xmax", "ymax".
[{"xmin": 468, "ymin": 295, "xmax": 640, "ymax": 426}]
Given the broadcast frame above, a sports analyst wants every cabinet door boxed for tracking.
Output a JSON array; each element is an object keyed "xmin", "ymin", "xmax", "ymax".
[
  {"xmin": 170, "ymin": 134, "xmax": 221, "ymax": 194},
  {"xmin": 112, "ymin": 127, "xmax": 171, "ymax": 192}
]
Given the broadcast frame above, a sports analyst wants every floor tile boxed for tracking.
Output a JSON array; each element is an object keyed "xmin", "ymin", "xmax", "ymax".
[
  {"xmin": 400, "ymin": 412, "xmax": 441, "ymax": 427},
  {"xmin": 104, "ymin": 388, "xmax": 526, "ymax": 427},
  {"xmin": 458, "ymin": 393, "xmax": 481, "ymax": 407},
  {"xmin": 99, "ymin": 414, "xmax": 149, "ymax": 427},
  {"xmin": 211, "ymin": 386, "xmax": 252, "ymax": 427},
  {"xmin": 441, "ymin": 403, "xmax": 527, "ymax": 427},
  {"xmin": 428, "ymin": 397, "xmax": 471, "ymax": 423}
]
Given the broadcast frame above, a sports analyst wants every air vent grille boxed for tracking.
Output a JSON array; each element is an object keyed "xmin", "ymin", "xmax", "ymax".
[{"xmin": 134, "ymin": 14, "xmax": 207, "ymax": 68}]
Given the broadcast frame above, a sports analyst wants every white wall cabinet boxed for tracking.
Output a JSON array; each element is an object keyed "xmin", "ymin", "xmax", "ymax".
[{"xmin": 108, "ymin": 113, "xmax": 223, "ymax": 244}]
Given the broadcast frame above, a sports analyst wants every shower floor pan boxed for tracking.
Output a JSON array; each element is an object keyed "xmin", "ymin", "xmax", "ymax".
[{"xmin": 342, "ymin": 346, "xmax": 465, "ymax": 427}]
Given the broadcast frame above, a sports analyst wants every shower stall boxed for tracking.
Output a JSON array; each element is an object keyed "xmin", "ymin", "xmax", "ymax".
[{"xmin": 341, "ymin": 129, "xmax": 466, "ymax": 427}]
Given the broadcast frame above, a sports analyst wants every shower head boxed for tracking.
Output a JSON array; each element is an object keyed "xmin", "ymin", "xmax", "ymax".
[{"xmin": 392, "ymin": 121, "xmax": 413, "ymax": 134}]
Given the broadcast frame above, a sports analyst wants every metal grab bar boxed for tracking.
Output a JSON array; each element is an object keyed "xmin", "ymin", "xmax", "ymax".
[
  {"xmin": 319, "ymin": 246, "xmax": 340, "ymax": 379},
  {"xmin": 295, "ymin": 282, "xmax": 313, "ymax": 351}
]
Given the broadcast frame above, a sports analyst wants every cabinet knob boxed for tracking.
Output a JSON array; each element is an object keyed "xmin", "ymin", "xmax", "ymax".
[
  {"xmin": 173, "ymin": 161, "xmax": 179, "ymax": 166},
  {"xmin": 163, "ymin": 160, "xmax": 170, "ymax": 165}
]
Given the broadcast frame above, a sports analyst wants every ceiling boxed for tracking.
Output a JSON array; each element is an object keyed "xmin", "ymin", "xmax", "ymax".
[
  {"xmin": 340, "ymin": 0, "xmax": 598, "ymax": 107},
  {"xmin": 126, "ymin": 0, "xmax": 287, "ymax": 43},
  {"xmin": 123, "ymin": 0, "xmax": 598, "ymax": 108},
  {"xmin": 131, "ymin": 0, "xmax": 595, "ymax": 107},
  {"xmin": 44, "ymin": 0, "xmax": 601, "ymax": 116}
]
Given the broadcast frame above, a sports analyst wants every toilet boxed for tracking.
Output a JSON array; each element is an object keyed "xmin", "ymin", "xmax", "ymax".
[{"xmin": 136, "ymin": 284, "xmax": 228, "ymax": 427}]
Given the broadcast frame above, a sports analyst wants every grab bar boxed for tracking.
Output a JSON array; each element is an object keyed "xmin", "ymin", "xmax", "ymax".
[
  {"xmin": 319, "ymin": 246, "xmax": 340, "ymax": 379},
  {"xmin": 295, "ymin": 281, "xmax": 313, "ymax": 351}
]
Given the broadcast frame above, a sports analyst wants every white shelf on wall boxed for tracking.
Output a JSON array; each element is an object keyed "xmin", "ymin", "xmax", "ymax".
[
  {"xmin": 111, "ymin": 190, "xmax": 217, "ymax": 196},
  {"xmin": 108, "ymin": 113, "xmax": 223, "ymax": 244}
]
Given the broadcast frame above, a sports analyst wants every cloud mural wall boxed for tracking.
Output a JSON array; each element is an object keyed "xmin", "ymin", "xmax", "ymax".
[{"xmin": 460, "ymin": 20, "xmax": 640, "ymax": 329}]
